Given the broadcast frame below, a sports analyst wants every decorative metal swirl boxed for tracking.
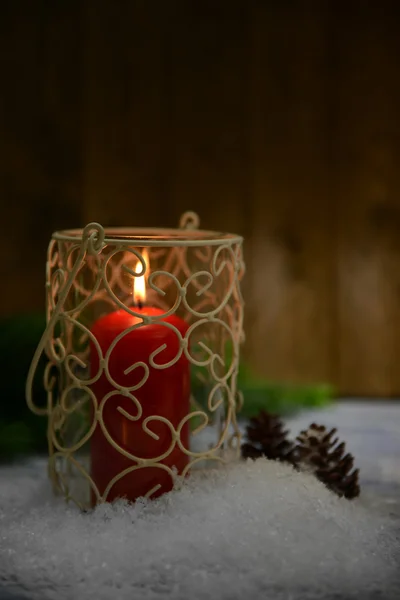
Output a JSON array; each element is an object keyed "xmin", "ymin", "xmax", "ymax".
[{"xmin": 26, "ymin": 212, "xmax": 245, "ymax": 510}]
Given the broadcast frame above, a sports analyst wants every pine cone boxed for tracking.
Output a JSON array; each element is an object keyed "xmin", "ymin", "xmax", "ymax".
[
  {"xmin": 241, "ymin": 410, "xmax": 297, "ymax": 464},
  {"xmin": 295, "ymin": 423, "xmax": 360, "ymax": 499}
]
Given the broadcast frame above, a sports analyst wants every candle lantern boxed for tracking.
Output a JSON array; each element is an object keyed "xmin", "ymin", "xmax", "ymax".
[{"xmin": 26, "ymin": 212, "xmax": 245, "ymax": 509}]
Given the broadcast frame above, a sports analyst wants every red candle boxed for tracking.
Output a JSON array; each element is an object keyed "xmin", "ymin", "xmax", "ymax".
[{"xmin": 89, "ymin": 255, "xmax": 190, "ymax": 505}]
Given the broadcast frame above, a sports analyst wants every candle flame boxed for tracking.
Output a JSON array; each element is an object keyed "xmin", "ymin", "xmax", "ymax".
[{"xmin": 133, "ymin": 249, "xmax": 148, "ymax": 306}]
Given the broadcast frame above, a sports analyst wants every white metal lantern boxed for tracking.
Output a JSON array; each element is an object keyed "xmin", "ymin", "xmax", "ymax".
[{"xmin": 26, "ymin": 212, "xmax": 245, "ymax": 509}]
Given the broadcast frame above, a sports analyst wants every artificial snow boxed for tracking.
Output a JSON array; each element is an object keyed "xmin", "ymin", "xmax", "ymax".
[{"xmin": 1, "ymin": 402, "xmax": 399, "ymax": 600}]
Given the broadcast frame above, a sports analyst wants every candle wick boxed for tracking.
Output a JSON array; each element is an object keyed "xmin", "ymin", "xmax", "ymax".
[{"xmin": 137, "ymin": 299, "xmax": 143, "ymax": 310}]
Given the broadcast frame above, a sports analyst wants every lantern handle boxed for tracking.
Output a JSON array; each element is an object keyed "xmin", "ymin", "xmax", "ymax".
[
  {"xmin": 26, "ymin": 223, "xmax": 105, "ymax": 416},
  {"xmin": 179, "ymin": 211, "xmax": 200, "ymax": 230}
]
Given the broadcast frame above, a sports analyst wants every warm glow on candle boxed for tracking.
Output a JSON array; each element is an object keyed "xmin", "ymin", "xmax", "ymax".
[{"xmin": 133, "ymin": 249, "xmax": 148, "ymax": 306}]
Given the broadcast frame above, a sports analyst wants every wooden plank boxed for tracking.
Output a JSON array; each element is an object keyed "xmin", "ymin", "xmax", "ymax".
[
  {"xmin": 82, "ymin": 0, "xmax": 168, "ymax": 228},
  {"xmin": 161, "ymin": 0, "xmax": 250, "ymax": 235},
  {"xmin": 334, "ymin": 3, "xmax": 400, "ymax": 395},
  {"xmin": 248, "ymin": 0, "xmax": 336, "ymax": 385},
  {"xmin": 0, "ymin": 0, "xmax": 84, "ymax": 315}
]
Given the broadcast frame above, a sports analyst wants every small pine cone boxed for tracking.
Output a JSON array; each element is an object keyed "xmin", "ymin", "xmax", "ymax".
[
  {"xmin": 295, "ymin": 423, "xmax": 360, "ymax": 499},
  {"xmin": 241, "ymin": 410, "xmax": 297, "ymax": 464}
]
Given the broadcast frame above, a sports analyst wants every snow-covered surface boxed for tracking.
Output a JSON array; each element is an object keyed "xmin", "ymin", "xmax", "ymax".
[{"xmin": 0, "ymin": 401, "xmax": 399, "ymax": 600}]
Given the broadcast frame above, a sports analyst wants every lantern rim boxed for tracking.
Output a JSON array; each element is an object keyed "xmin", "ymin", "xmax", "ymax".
[{"xmin": 52, "ymin": 226, "xmax": 243, "ymax": 247}]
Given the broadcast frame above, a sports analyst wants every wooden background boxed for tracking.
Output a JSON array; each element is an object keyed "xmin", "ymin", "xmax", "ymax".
[{"xmin": 1, "ymin": 0, "xmax": 400, "ymax": 396}]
